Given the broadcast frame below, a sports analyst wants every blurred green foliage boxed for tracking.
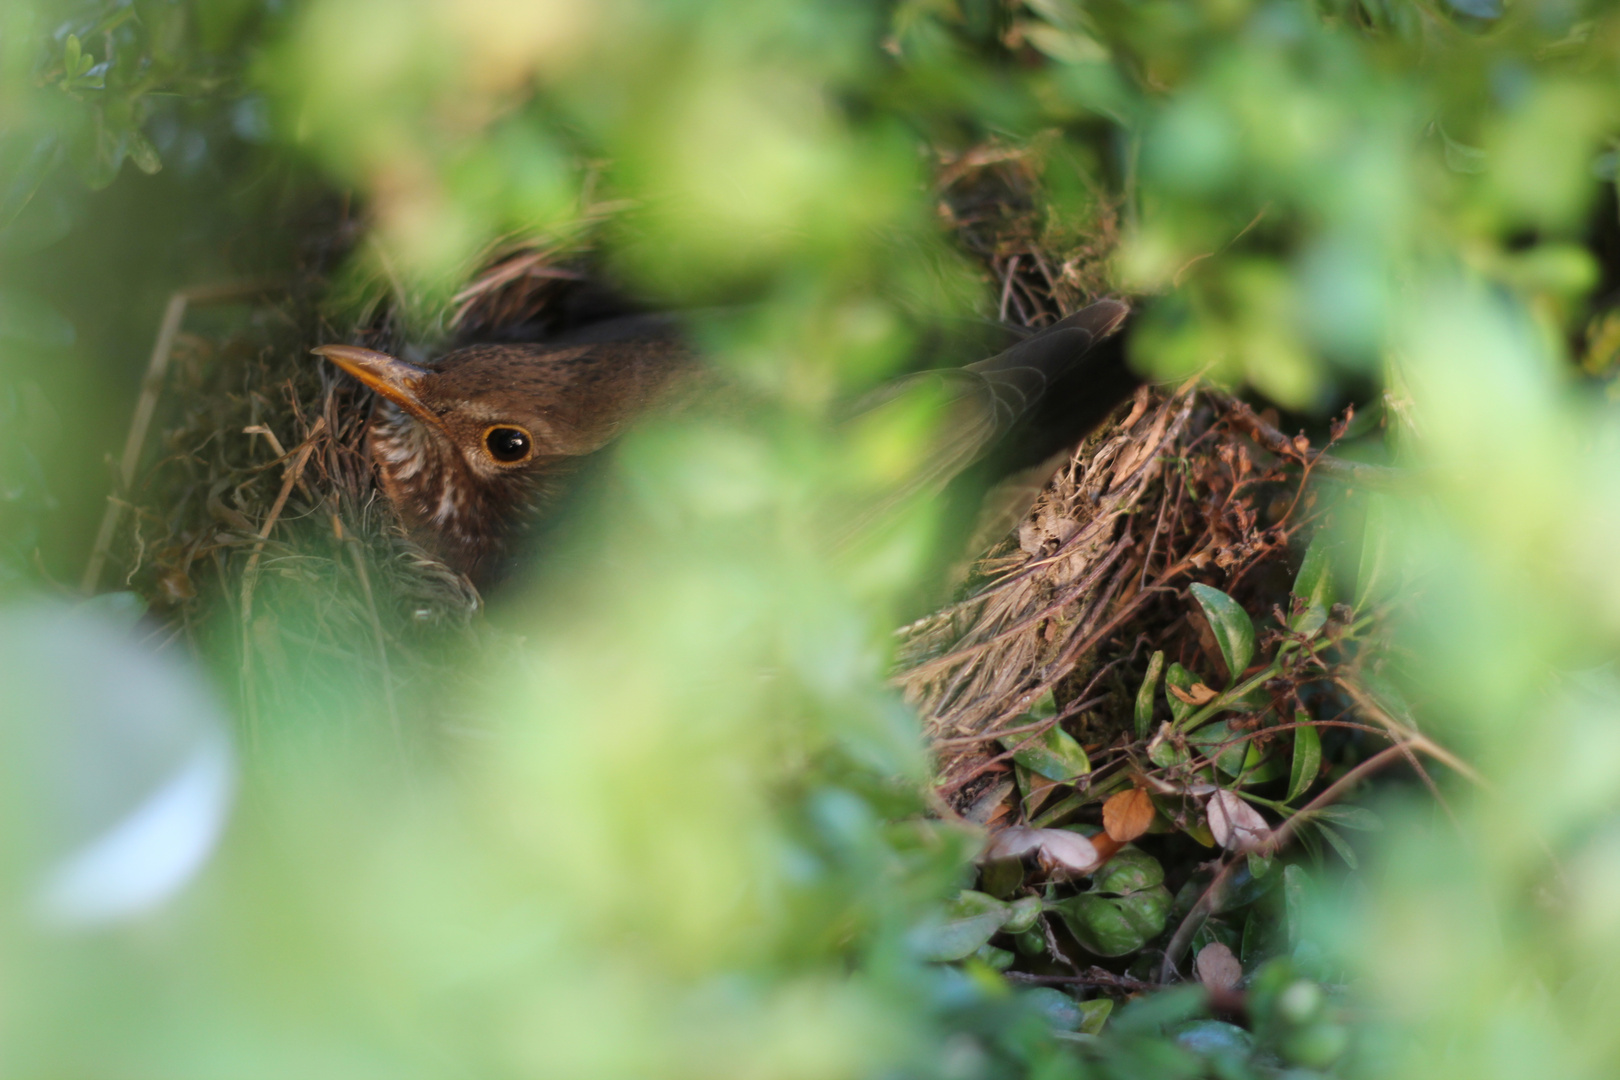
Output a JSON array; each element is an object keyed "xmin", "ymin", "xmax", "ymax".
[{"xmin": 7, "ymin": 0, "xmax": 1620, "ymax": 1078}]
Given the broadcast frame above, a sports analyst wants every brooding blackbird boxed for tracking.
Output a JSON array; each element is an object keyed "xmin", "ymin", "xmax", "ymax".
[{"xmin": 312, "ymin": 298, "xmax": 1134, "ymax": 588}]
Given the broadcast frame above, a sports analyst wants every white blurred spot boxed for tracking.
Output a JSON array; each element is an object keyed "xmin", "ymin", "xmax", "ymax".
[{"xmin": 35, "ymin": 732, "xmax": 234, "ymax": 928}]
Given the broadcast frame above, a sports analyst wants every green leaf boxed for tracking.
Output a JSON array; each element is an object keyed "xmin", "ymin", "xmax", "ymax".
[
  {"xmin": 1173, "ymin": 1019, "xmax": 1254, "ymax": 1058},
  {"xmin": 1077, "ymin": 996, "xmax": 1113, "ymax": 1035},
  {"xmin": 1355, "ymin": 493, "xmax": 1395, "ymax": 611},
  {"xmin": 1241, "ymin": 741, "xmax": 1286, "ymax": 785},
  {"xmin": 975, "ymin": 943, "xmax": 1015, "ymax": 971},
  {"xmin": 1312, "ymin": 805, "xmax": 1383, "ymax": 831},
  {"xmin": 1092, "ymin": 846, "xmax": 1165, "ymax": 894},
  {"xmin": 914, "ymin": 891, "xmax": 1010, "ymax": 961},
  {"xmin": 1050, "ymin": 847, "xmax": 1172, "ymax": 957},
  {"xmin": 63, "ymin": 35, "xmax": 85, "ymax": 78},
  {"xmin": 1001, "ymin": 723, "xmax": 1090, "ymax": 782},
  {"xmin": 128, "ymin": 131, "xmax": 163, "ymax": 175},
  {"xmin": 1286, "ymin": 720, "xmax": 1321, "ymax": 803},
  {"xmin": 1189, "ymin": 584, "xmax": 1256, "ymax": 682},
  {"xmin": 1188, "ymin": 720, "xmax": 1247, "ymax": 776},
  {"xmin": 1314, "ymin": 822, "xmax": 1358, "ymax": 869},
  {"xmin": 1023, "ymin": 986, "xmax": 1083, "ymax": 1031},
  {"xmin": 1135, "ymin": 649, "xmax": 1164, "ymax": 737},
  {"xmin": 1291, "ymin": 530, "xmax": 1337, "ymax": 611},
  {"xmin": 1283, "ymin": 865, "xmax": 1308, "ymax": 945},
  {"xmin": 1002, "ymin": 895, "xmax": 1043, "ymax": 934},
  {"xmin": 1051, "ymin": 887, "xmax": 1172, "ymax": 956}
]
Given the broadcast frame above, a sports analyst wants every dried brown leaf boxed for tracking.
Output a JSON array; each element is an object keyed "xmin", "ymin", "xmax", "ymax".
[
  {"xmin": 1102, "ymin": 788, "xmax": 1156, "ymax": 842},
  {"xmin": 1168, "ymin": 681, "xmax": 1219, "ymax": 706},
  {"xmin": 1196, "ymin": 942, "xmax": 1242, "ymax": 991}
]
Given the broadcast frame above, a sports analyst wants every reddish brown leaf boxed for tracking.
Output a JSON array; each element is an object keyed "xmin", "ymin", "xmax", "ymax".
[
  {"xmin": 1102, "ymin": 789, "xmax": 1156, "ymax": 843},
  {"xmin": 1168, "ymin": 681, "xmax": 1219, "ymax": 706}
]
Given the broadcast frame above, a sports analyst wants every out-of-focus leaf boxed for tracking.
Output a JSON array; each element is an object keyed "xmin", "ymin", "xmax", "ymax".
[
  {"xmin": 1135, "ymin": 650, "xmax": 1164, "ymax": 737},
  {"xmin": 1024, "ymin": 986, "xmax": 1083, "ymax": 1031},
  {"xmin": 1310, "ymin": 805, "xmax": 1382, "ymax": 832},
  {"xmin": 127, "ymin": 130, "xmax": 162, "ymax": 175},
  {"xmin": 0, "ymin": 136, "xmax": 63, "ymax": 233},
  {"xmin": 1314, "ymin": 822, "xmax": 1358, "ymax": 869},
  {"xmin": 1189, "ymin": 584, "xmax": 1256, "ymax": 682},
  {"xmin": 0, "ymin": 289, "xmax": 75, "ymax": 347},
  {"xmin": 1355, "ymin": 494, "xmax": 1395, "ymax": 610},
  {"xmin": 975, "ymin": 943, "xmax": 1015, "ymax": 970},
  {"xmin": 1173, "ymin": 1019, "xmax": 1254, "ymax": 1057},
  {"xmin": 1077, "ymin": 996, "xmax": 1112, "ymax": 1035},
  {"xmin": 1283, "ymin": 864, "xmax": 1308, "ymax": 945},
  {"xmin": 1196, "ymin": 942, "xmax": 1242, "ymax": 990},
  {"xmin": 915, "ymin": 890, "xmax": 1011, "ymax": 961},
  {"xmin": 1285, "ymin": 720, "xmax": 1320, "ymax": 803}
]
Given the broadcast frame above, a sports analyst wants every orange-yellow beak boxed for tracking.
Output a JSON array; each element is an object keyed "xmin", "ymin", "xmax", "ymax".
[{"xmin": 310, "ymin": 345, "xmax": 445, "ymax": 432}]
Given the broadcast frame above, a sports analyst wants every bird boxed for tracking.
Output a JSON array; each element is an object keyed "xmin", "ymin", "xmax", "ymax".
[{"xmin": 312, "ymin": 299, "xmax": 1134, "ymax": 589}]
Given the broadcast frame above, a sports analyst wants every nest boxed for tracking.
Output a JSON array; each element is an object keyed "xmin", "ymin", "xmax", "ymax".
[{"xmin": 89, "ymin": 141, "xmax": 1339, "ymax": 807}]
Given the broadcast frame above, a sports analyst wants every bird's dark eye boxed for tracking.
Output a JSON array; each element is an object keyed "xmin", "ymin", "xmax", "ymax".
[{"xmin": 484, "ymin": 425, "xmax": 533, "ymax": 464}]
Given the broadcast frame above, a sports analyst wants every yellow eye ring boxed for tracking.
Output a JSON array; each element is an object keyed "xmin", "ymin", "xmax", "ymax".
[{"xmin": 483, "ymin": 425, "xmax": 535, "ymax": 464}]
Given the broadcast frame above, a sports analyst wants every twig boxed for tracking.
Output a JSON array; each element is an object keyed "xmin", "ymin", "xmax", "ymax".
[
  {"xmin": 1211, "ymin": 390, "xmax": 1405, "ymax": 489},
  {"xmin": 1006, "ymin": 968, "xmax": 1158, "ymax": 992},
  {"xmin": 82, "ymin": 279, "xmax": 284, "ymax": 594}
]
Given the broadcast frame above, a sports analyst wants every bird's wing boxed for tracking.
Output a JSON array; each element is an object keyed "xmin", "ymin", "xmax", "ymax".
[{"xmin": 838, "ymin": 299, "xmax": 1131, "ymax": 530}]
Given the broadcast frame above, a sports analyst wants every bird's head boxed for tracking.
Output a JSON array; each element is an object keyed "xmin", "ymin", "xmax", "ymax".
[
  {"xmin": 313, "ymin": 333, "xmax": 696, "ymax": 586},
  {"xmin": 311, "ymin": 343, "xmax": 579, "ymax": 585}
]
